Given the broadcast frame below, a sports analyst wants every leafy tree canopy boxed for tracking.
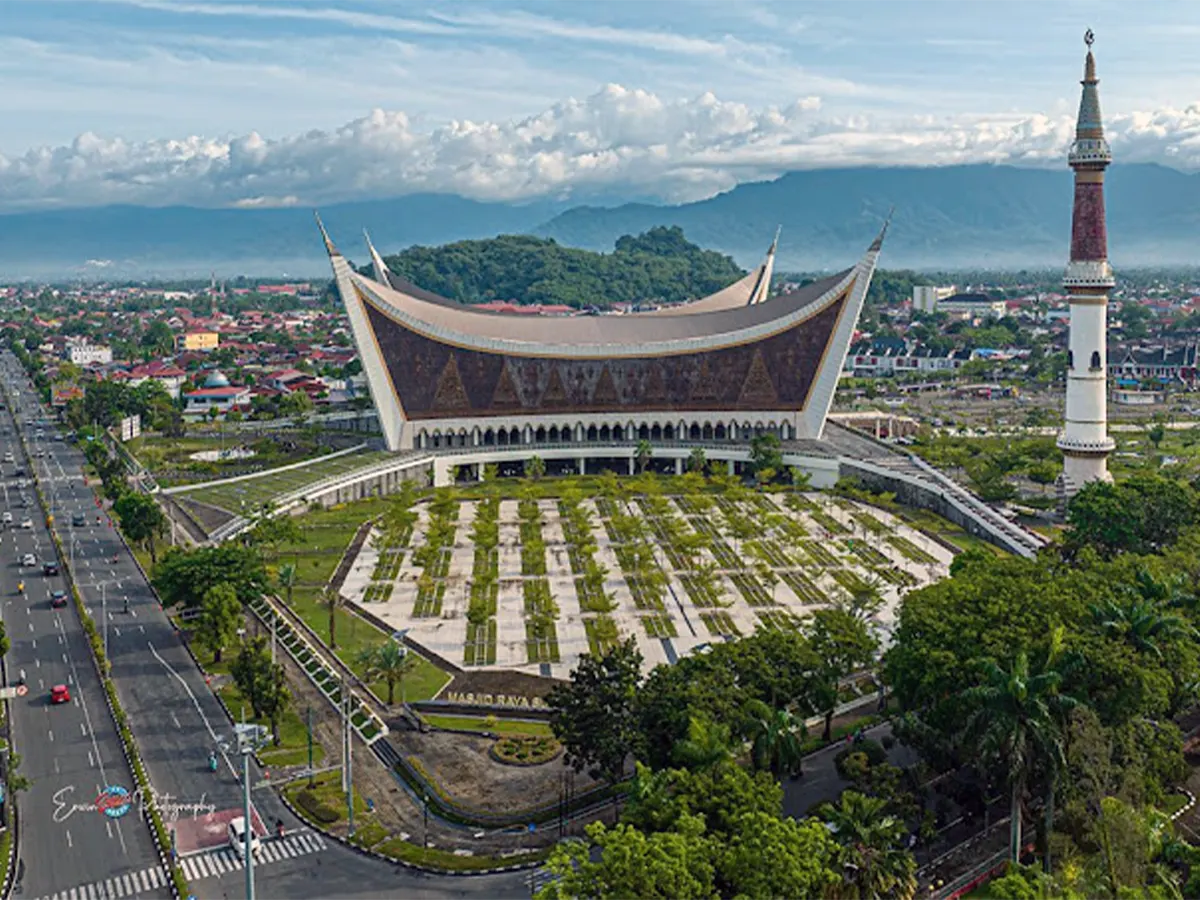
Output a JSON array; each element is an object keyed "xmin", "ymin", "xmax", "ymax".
[
  {"xmin": 151, "ymin": 544, "xmax": 268, "ymax": 610},
  {"xmin": 379, "ymin": 227, "xmax": 744, "ymax": 309}
]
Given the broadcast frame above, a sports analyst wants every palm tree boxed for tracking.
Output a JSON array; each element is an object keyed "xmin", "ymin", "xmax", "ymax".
[
  {"xmin": 687, "ymin": 447, "xmax": 707, "ymax": 473},
  {"xmin": 673, "ymin": 715, "xmax": 734, "ymax": 770},
  {"xmin": 277, "ymin": 562, "xmax": 298, "ymax": 607},
  {"xmin": 822, "ymin": 791, "xmax": 917, "ymax": 900},
  {"xmin": 527, "ymin": 456, "xmax": 546, "ymax": 480},
  {"xmin": 959, "ymin": 631, "xmax": 1077, "ymax": 864},
  {"xmin": 356, "ymin": 641, "xmax": 416, "ymax": 705},
  {"xmin": 635, "ymin": 439, "xmax": 652, "ymax": 474},
  {"xmin": 1090, "ymin": 595, "xmax": 1195, "ymax": 657},
  {"xmin": 320, "ymin": 587, "xmax": 344, "ymax": 650},
  {"xmin": 744, "ymin": 700, "xmax": 805, "ymax": 777}
]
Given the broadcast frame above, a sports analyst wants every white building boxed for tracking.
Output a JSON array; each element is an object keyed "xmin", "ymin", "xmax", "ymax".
[
  {"xmin": 912, "ymin": 285, "xmax": 956, "ymax": 313},
  {"xmin": 64, "ymin": 343, "xmax": 113, "ymax": 366}
]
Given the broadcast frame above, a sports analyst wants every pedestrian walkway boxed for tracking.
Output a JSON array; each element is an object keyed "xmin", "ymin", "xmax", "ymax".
[
  {"xmin": 31, "ymin": 834, "xmax": 326, "ymax": 900},
  {"xmin": 36, "ymin": 865, "xmax": 169, "ymax": 900},
  {"xmin": 179, "ymin": 830, "xmax": 327, "ymax": 882}
]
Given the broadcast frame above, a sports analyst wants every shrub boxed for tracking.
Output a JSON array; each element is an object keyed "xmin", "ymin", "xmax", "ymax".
[
  {"xmin": 834, "ymin": 738, "xmax": 887, "ymax": 778},
  {"xmin": 295, "ymin": 789, "xmax": 339, "ymax": 824}
]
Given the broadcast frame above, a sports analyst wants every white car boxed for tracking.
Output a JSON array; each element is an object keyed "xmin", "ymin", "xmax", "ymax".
[
  {"xmin": 20, "ymin": 553, "xmax": 35, "ymax": 567},
  {"xmin": 1, "ymin": 512, "xmax": 11, "ymax": 525},
  {"xmin": 227, "ymin": 817, "xmax": 261, "ymax": 858},
  {"xmin": 19, "ymin": 519, "xmax": 33, "ymax": 530}
]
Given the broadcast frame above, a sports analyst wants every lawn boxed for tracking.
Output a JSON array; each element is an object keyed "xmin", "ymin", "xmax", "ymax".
[
  {"xmin": 420, "ymin": 714, "xmax": 553, "ymax": 737},
  {"xmin": 176, "ymin": 449, "xmax": 394, "ymax": 513},
  {"xmin": 216, "ymin": 668, "xmax": 327, "ymax": 768},
  {"xmin": 272, "ymin": 498, "xmax": 452, "ymax": 703}
]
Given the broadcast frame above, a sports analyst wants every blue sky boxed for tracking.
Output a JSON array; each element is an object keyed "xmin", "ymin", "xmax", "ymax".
[{"xmin": 3, "ymin": 0, "xmax": 1200, "ymax": 210}]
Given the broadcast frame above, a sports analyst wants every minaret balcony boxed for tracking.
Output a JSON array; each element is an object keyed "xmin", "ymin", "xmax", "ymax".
[
  {"xmin": 1069, "ymin": 138, "xmax": 1112, "ymax": 165},
  {"xmin": 1064, "ymin": 260, "xmax": 1114, "ymax": 288},
  {"xmin": 1056, "ymin": 434, "xmax": 1116, "ymax": 454}
]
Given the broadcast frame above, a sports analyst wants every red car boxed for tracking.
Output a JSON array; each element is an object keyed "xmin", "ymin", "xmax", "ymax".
[
  {"xmin": 50, "ymin": 684, "xmax": 70, "ymax": 704},
  {"xmin": 50, "ymin": 590, "xmax": 67, "ymax": 608}
]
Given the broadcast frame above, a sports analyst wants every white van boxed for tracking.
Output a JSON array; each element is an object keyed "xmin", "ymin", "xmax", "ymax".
[{"xmin": 227, "ymin": 816, "xmax": 261, "ymax": 858}]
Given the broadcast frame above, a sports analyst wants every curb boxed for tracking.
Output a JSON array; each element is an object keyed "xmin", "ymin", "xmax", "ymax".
[
  {"xmin": 20, "ymin": 411, "xmax": 186, "ymax": 900},
  {"xmin": 275, "ymin": 789, "xmax": 544, "ymax": 877}
]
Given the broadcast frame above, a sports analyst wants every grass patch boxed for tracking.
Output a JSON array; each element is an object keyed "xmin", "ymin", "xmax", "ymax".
[
  {"xmin": 178, "ymin": 449, "xmax": 394, "ymax": 512},
  {"xmin": 216, "ymin": 671, "xmax": 326, "ymax": 766},
  {"xmin": 274, "ymin": 499, "xmax": 452, "ymax": 702},
  {"xmin": 421, "ymin": 714, "xmax": 553, "ymax": 737},
  {"xmin": 375, "ymin": 837, "xmax": 548, "ymax": 872}
]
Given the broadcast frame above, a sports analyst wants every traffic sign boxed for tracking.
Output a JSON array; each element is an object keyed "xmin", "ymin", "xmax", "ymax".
[{"xmin": 0, "ymin": 685, "xmax": 27, "ymax": 699}]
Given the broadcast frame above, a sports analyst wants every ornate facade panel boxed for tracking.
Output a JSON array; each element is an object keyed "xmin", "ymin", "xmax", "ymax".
[{"xmin": 363, "ymin": 290, "xmax": 847, "ymax": 420}]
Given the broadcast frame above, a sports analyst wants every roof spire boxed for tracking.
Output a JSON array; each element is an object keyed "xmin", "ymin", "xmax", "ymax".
[
  {"xmin": 364, "ymin": 229, "xmax": 392, "ymax": 284},
  {"xmin": 314, "ymin": 211, "xmax": 340, "ymax": 257},
  {"xmin": 768, "ymin": 225, "xmax": 781, "ymax": 255},
  {"xmin": 869, "ymin": 207, "xmax": 894, "ymax": 253}
]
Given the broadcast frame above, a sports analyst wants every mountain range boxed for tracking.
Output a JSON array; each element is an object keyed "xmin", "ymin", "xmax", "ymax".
[{"xmin": 1, "ymin": 163, "xmax": 1198, "ymax": 279}]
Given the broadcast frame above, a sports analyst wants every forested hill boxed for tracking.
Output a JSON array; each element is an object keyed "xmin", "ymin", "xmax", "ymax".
[{"xmin": 379, "ymin": 226, "xmax": 744, "ymax": 309}]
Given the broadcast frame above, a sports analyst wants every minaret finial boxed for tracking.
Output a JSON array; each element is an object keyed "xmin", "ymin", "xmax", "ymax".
[{"xmin": 1084, "ymin": 27, "xmax": 1094, "ymax": 48}]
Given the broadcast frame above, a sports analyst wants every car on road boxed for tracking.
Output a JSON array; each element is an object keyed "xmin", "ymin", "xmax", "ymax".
[
  {"xmin": 50, "ymin": 684, "xmax": 70, "ymax": 704},
  {"xmin": 42, "ymin": 561, "xmax": 58, "ymax": 576},
  {"xmin": 2, "ymin": 453, "xmax": 11, "ymax": 463},
  {"xmin": 71, "ymin": 513, "xmax": 86, "ymax": 527},
  {"xmin": 50, "ymin": 590, "xmax": 67, "ymax": 608},
  {"xmin": 1, "ymin": 512, "xmax": 10, "ymax": 525},
  {"xmin": 228, "ymin": 816, "xmax": 262, "ymax": 858},
  {"xmin": 20, "ymin": 553, "xmax": 35, "ymax": 567},
  {"xmin": 19, "ymin": 519, "xmax": 33, "ymax": 530}
]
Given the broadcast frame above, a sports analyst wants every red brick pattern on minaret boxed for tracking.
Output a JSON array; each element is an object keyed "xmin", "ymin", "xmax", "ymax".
[{"xmin": 1070, "ymin": 181, "xmax": 1108, "ymax": 262}]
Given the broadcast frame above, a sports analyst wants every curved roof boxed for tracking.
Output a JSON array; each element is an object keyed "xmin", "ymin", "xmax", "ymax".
[
  {"xmin": 350, "ymin": 266, "xmax": 854, "ymax": 359},
  {"xmin": 362, "ymin": 229, "xmax": 776, "ymax": 318}
]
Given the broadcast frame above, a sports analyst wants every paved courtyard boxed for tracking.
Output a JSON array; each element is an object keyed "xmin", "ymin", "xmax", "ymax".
[{"xmin": 340, "ymin": 490, "xmax": 954, "ymax": 678}]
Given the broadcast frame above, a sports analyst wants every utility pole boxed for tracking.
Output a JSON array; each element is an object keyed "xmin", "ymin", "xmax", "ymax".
[
  {"xmin": 242, "ymin": 729, "xmax": 255, "ymax": 900},
  {"xmin": 306, "ymin": 706, "xmax": 314, "ymax": 787}
]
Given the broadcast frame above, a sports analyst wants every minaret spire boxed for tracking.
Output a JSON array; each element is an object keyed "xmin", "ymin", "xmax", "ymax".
[{"xmin": 1058, "ymin": 29, "xmax": 1115, "ymax": 501}]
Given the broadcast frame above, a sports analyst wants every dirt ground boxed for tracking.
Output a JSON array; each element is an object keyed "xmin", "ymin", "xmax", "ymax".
[
  {"xmin": 390, "ymin": 728, "xmax": 601, "ymax": 816},
  {"xmin": 269, "ymin": 631, "xmax": 581, "ymax": 855}
]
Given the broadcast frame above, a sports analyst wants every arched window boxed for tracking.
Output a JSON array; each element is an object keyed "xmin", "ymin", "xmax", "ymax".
[{"xmin": 1090, "ymin": 350, "xmax": 1101, "ymax": 370}]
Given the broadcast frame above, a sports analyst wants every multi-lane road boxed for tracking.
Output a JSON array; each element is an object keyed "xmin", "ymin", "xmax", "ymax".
[{"xmin": 0, "ymin": 352, "xmax": 530, "ymax": 900}]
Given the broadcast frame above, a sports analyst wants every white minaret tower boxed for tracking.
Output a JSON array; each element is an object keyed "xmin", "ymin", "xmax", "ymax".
[{"xmin": 1058, "ymin": 29, "xmax": 1115, "ymax": 500}]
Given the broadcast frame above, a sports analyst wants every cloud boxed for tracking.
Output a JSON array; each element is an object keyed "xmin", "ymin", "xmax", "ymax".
[{"xmin": 2, "ymin": 84, "xmax": 1200, "ymax": 213}]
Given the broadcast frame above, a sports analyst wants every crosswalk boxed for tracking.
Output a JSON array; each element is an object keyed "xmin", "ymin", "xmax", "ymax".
[
  {"xmin": 39, "ymin": 865, "xmax": 168, "ymax": 900},
  {"xmin": 38, "ymin": 831, "xmax": 328, "ymax": 900},
  {"xmin": 179, "ymin": 831, "xmax": 327, "ymax": 882}
]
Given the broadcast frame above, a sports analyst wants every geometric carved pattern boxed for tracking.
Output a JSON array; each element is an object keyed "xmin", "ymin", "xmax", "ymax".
[
  {"xmin": 432, "ymin": 354, "xmax": 469, "ymax": 411},
  {"xmin": 541, "ymin": 367, "xmax": 571, "ymax": 407},
  {"xmin": 737, "ymin": 348, "xmax": 777, "ymax": 406},
  {"xmin": 592, "ymin": 366, "xmax": 619, "ymax": 405},
  {"xmin": 363, "ymin": 288, "xmax": 848, "ymax": 420},
  {"xmin": 491, "ymin": 361, "xmax": 520, "ymax": 408}
]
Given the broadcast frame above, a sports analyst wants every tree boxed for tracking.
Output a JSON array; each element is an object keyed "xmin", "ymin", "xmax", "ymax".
[
  {"xmin": 743, "ymin": 700, "xmax": 805, "ymax": 777},
  {"xmin": 113, "ymin": 492, "xmax": 169, "ymax": 564},
  {"xmin": 1066, "ymin": 474, "xmax": 1197, "ymax": 557},
  {"xmin": 718, "ymin": 811, "xmax": 841, "ymax": 900},
  {"xmin": 527, "ymin": 455, "xmax": 546, "ymax": 480},
  {"xmin": 538, "ymin": 815, "xmax": 715, "ymax": 900},
  {"xmin": 230, "ymin": 636, "xmax": 291, "ymax": 745},
  {"xmin": 635, "ymin": 440, "xmax": 653, "ymax": 474},
  {"xmin": 243, "ymin": 513, "xmax": 303, "ymax": 557},
  {"xmin": 820, "ymin": 791, "xmax": 917, "ymax": 900},
  {"xmin": 196, "ymin": 583, "xmax": 242, "ymax": 664},
  {"xmin": 687, "ymin": 447, "xmax": 707, "ymax": 473},
  {"xmin": 355, "ymin": 641, "xmax": 415, "ymax": 705},
  {"xmin": 152, "ymin": 544, "xmax": 268, "ymax": 610},
  {"xmin": 959, "ymin": 631, "xmax": 1078, "ymax": 864},
  {"xmin": 276, "ymin": 562, "xmax": 298, "ymax": 607},
  {"xmin": 790, "ymin": 466, "xmax": 812, "ymax": 491},
  {"xmin": 807, "ymin": 607, "xmax": 879, "ymax": 741},
  {"xmin": 1089, "ymin": 596, "xmax": 1194, "ymax": 658},
  {"xmin": 320, "ymin": 587, "xmax": 344, "ymax": 650},
  {"xmin": 749, "ymin": 432, "xmax": 783, "ymax": 476},
  {"xmin": 671, "ymin": 715, "xmax": 734, "ymax": 771},
  {"xmin": 547, "ymin": 637, "xmax": 642, "ymax": 784}
]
